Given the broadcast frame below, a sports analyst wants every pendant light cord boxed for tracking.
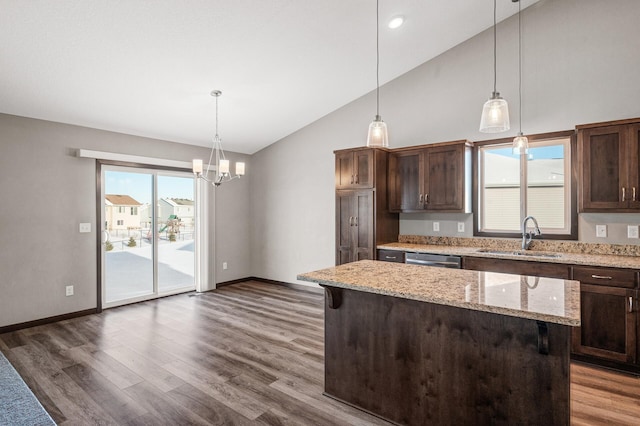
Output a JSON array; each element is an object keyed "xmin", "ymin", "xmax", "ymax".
[
  {"xmin": 518, "ymin": 0, "xmax": 523, "ymax": 134},
  {"xmin": 376, "ymin": 0, "xmax": 380, "ymax": 117},
  {"xmin": 492, "ymin": 0, "xmax": 497, "ymax": 94}
]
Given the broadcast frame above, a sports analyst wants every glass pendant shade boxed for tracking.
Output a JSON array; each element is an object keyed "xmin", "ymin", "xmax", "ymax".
[
  {"xmin": 480, "ymin": 92, "xmax": 510, "ymax": 133},
  {"xmin": 367, "ymin": 115, "xmax": 389, "ymax": 147},
  {"xmin": 513, "ymin": 132, "xmax": 529, "ymax": 155}
]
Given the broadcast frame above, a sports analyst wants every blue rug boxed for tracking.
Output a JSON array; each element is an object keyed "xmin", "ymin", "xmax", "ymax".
[{"xmin": 0, "ymin": 350, "xmax": 56, "ymax": 425}]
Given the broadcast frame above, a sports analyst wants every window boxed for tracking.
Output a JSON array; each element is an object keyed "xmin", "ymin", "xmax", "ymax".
[
  {"xmin": 476, "ymin": 132, "xmax": 576, "ymax": 238},
  {"xmin": 117, "ymin": 220, "xmax": 124, "ymax": 226},
  {"xmin": 131, "ymin": 207, "xmax": 138, "ymax": 215},
  {"xmin": 118, "ymin": 206, "xmax": 125, "ymax": 213}
]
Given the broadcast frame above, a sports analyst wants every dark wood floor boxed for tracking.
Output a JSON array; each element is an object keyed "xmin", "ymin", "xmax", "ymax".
[{"xmin": 1, "ymin": 281, "xmax": 640, "ymax": 425}]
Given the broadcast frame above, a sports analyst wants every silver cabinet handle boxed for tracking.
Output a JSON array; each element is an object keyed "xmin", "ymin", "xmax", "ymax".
[
  {"xmin": 425, "ymin": 194, "xmax": 430, "ymax": 204},
  {"xmin": 349, "ymin": 216, "xmax": 353, "ymax": 226},
  {"xmin": 355, "ymin": 174, "xmax": 358, "ymax": 184},
  {"xmin": 419, "ymin": 194, "xmax": 424, "ymax": 204},
  {"xmin": 622, "ymin": 187, "xmax": 626, "ymax": 202},
  {"xmin": 385, "ymin": 256, "xmax": 397, "ymax": 260},
  {"xmin": 354, "ymin": 216, "xmax": 358, "ymax": 226},
  {"xmin": 591, "ymin": 274, "xmax": 613, "ymax": 280},
  {"xmin": 634, "ymin": 187, "xmax": 637, "ymax": 202},
  {"xmin": 629, "ymin": 296, "xmax": 634, "ymax": 313}
]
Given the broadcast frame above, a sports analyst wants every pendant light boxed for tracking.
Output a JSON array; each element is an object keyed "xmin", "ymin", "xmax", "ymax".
[
  {"xmin": 366, "ymin": 0, "xmax": 389, "ymax": 147},
  {"xmin": 512, "ymin": 0, "xmax": 529, "ymax": 155},
  {"xmin": 193, "ymin": 90, "xmax": 245, "ymax": 186},
  {"xmin": 480, "ymin": 0, "xmax": 510, "ymax": 133}
]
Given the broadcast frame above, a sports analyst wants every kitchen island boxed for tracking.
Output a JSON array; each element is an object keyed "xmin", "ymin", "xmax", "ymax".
[{"xmin": 298, "ymin": 260, "xmax": 580, "ymax": 426}]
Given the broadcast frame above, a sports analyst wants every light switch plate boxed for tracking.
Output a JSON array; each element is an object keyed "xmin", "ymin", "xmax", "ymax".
[
  {"xmin": 457, "ymin": 222, "xmax": 465, "ymax": 233},
  {"xmin": 628, "ymin": 225, "xmax": 639, "ymax": 239},
  {"xmin": 433, "ymin": 222, "xmax": 440, "ymax": 232},
  {"xmin": 596, "ymin": 224, "xmax": 607, "ymax": 238},
  {"xmin": 79, "ymin": 223, "xmax": 91, "ymax": 233}
]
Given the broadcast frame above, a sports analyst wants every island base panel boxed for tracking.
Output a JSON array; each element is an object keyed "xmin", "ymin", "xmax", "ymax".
[{"xmin": 324, "ymin": 286, "xmax": 570, "ymax": 426}]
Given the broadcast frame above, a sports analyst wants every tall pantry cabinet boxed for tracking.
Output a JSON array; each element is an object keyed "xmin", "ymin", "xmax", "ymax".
[{"xmin": 335, "ymin": 147, "xmax": 399, "ymax": 265}]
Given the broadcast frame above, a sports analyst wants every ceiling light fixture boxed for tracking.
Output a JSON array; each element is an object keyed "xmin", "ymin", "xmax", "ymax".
[
  {"xmin": 193, "ymin": 90, "xmax": 245, "ymax": 186},
  {"xmin": 479, "ymin": 0, "xmax": 510, "ymax": 133},
  {"xmin": 367, "ymin": 0, "xmax": 389, "ymax": 148},
  {"xmin": 388, "ymin": 15, "xmax": 404, "ymax": 29},
  {"xmin": 512, "ymin": 0, "xmax": 528, "ymax": 155}
]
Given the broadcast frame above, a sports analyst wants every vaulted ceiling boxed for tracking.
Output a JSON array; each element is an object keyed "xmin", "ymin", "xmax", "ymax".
[{"xmin": 0, "ymin": 0, "xmax": 538, "ymax": 154}]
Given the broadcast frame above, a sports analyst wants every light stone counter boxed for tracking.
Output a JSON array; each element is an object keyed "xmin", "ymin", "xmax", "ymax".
[
  {"xmin": 297, "ymin": 259, "xmax": 580, "ymax": 326},
  {"xmin": 378, "ymin": 241, "xmax": 640, "ymax": 270}
]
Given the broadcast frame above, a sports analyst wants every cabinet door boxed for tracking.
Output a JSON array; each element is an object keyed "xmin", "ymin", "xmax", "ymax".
[
  {"xmin": 336, "ymin": 192, "xmax": 354, "ymax": 265},
  {"xmin": 628, "ymin": 124, "xmax": 640, "ymax": 209},
  {"xmin": 571, "ymin": 284, "xmax": 637, "ymax": 364},
  {"xmin": 335, "ymin": 190, "xmax": 374, "ymax": 265},
  {"xmin": 425, "ymin": 144, "xmax": 464, "ymax": 211},
  {"xmin": 353, "ymin": 150, "xmax": 374, "ymax": 188},
  {"xmin": 580, "ymin": 126, "xmax": 629, "ymax": 210},
  {"xmin": 335, "ymin": 152, "xmax": 355, "ymax": 189},
  {"xmin": 352, "ymin": 190, "xmax": 374, "ymax": 261},
  {"xmin": 389, "ymin": 150, "xmax": 423, "ymax": 212}
]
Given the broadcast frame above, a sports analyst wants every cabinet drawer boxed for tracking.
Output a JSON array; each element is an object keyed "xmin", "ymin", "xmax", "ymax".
[
  {"xmin": 571, "ymin": 266, "xmax": 637, "ymax": 288},
  {"xmin": 377, "ymin": 249, "xmax": 405, "ymax": 263}
]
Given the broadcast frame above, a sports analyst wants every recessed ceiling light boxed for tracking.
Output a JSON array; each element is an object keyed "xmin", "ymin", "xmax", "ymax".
[{"xmin": 388, "ymin": 15, "xmax": 404, "ymax": 29}]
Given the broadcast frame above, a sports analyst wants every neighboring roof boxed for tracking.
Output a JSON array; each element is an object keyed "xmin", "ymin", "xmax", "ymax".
[
  {"xmin": 170, "ymin": 198, "xmax": 194, "ymax": 206},
  {"xmin": 105, "ymin": 194, "xmax": 142, "ymax": 206}
]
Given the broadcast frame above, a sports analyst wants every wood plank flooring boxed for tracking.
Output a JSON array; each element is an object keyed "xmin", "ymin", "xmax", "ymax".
[{"xmin": 1, "ymin": 281, "xmax": 639, "ymax": 425}]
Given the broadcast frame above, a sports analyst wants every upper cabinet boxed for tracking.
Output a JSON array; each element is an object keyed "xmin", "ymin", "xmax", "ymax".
[
  {"xmin": 388, "ymin": 141, "xmax": 472, "ymax": 213},
  {"xmin": 578, "ymin": 118, "xmax": 640, "ymax": 211},
  {"xmin": 335, "ymin": 149, "xmax": 375, "ymax": 189}
]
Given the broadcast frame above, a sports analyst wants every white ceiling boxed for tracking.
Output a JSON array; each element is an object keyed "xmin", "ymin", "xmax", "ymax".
[{"xmin": 0, "ymin": 0, "xmax": 538, "ymax": 154}]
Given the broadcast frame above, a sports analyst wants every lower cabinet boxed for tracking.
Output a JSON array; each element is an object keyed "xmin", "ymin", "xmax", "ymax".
[
  {"xmin": 463, "ymin": 257, "xmax": 640, "ymax": 371},
  {"xmin": 336, "ymin": 190, "xmax": 374, "ymax": 265},
  {"xmin": 570, "ymin": 266, "xmax": 638, "ymax": 365}
]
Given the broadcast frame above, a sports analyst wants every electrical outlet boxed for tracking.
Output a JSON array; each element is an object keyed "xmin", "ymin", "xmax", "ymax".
[
  {"xmin": 433, "ymin": 222, "xmax": 440, "ymax": 232},
  {"xmin": 222, "ymin": 262, "xmax": 228, "ymax": 270},
  {"xmin": 457, "ymin": 222, "xmax": 465, "ymax": 233},
  {"xmin": 596, "ymin": 224, "xmax": 607, "ymax": 238},
  {"xmin": 65, "ymin": 285, "xmax": 74, "ymax": 296},
  {"xmin": 628, "ymin": 225, "xmax": 639, "ymax": 239},
  {"xmin": 79, "ymin": 223, "xmax": 91, "ymax": 233}
]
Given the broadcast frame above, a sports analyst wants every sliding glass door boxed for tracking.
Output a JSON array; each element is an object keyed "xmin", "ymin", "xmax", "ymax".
[{"xmin": 101, "ymin": 165, "xmax": 195, "ymax": 308}]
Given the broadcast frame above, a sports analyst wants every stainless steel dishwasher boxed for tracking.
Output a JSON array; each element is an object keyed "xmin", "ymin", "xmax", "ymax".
[{"xmin": 405, "ymin": 252, "xmax": 462, "ymax": 269}]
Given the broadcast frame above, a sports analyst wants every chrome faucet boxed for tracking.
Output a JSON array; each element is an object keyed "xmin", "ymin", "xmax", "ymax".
[{"xmin": 521, "ymin": 216, "xmax": 542, "ymax": 250}]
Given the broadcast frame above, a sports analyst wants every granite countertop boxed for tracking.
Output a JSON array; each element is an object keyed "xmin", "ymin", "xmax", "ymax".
[
  {"xmin": 378, "ymin": 241, "xmax": 640, "ymax": 270},
  {"xmin": 298, "ymin": 260, "xmax": 580, "ymax": 326}
]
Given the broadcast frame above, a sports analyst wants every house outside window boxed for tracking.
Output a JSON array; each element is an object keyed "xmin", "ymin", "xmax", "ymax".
[
  {"xmin": 131, "ymin": 207, "xmax": 138, "ymax": 215},
  {"xmin": 117, "ymin": 220, "xmax": 124, "ymax": 226},
  {"xmin": 475, "ymin": 131, "xmax": 576, "ymax": 239}
]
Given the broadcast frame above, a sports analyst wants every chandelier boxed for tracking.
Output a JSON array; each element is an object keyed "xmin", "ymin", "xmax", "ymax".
[{"xmin": 193, "ymin": 90, "xmax": 245, "ymax": 186}]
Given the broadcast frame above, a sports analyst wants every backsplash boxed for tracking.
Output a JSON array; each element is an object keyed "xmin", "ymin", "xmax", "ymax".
[{"xmin": 398, "ymin": 235, "xmax": 640, "ymax": 257}]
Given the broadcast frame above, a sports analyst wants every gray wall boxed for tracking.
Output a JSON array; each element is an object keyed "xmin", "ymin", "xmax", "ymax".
[
  {"xmin": 250, "ymin": 0, "xmax": 640, "ymax": 286},
  {"xmin": 0, "ymin": 114, "xmax": 251, "ymax": 327}
]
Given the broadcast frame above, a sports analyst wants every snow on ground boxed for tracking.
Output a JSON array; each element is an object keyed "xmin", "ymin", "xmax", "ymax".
[{"xmin": 105, "ymin": 237, "xmax": 195, "ymax": 303}]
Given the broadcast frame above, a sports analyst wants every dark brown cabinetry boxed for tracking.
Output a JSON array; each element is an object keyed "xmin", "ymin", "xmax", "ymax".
[
  {"xmin": 570, "ymin": 266, "xmax": 638, "ymax": 365},
  {"xmin": 388, "ymin": 141, "xmax": 471, "ymax": 213},
  {"xmin": 376, "ymin": 249, "xmax": 405, "ymax": 263},
  {"xmin": 335, "ymin": 149, "xmax": 374, "ymax": 189},
  {"xmin": 463, "ymin": 256, "xmax": 640, "ymax": 372},
  {"xmin": 334, "ymin": 148, "xmax": 398, "ymax": 265},
  {"xmin": 578, "ymin": 118, "xmax": 640, "ymax": 211},
  {"xmin": 336, "ymin": 190, "xmax": 373, "ymax": 264}
]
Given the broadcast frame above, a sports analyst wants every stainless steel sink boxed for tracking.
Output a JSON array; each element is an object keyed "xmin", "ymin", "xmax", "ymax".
[{"xmin": 476, "ymin": 249, "xmax": 562, "ymax": 259}]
